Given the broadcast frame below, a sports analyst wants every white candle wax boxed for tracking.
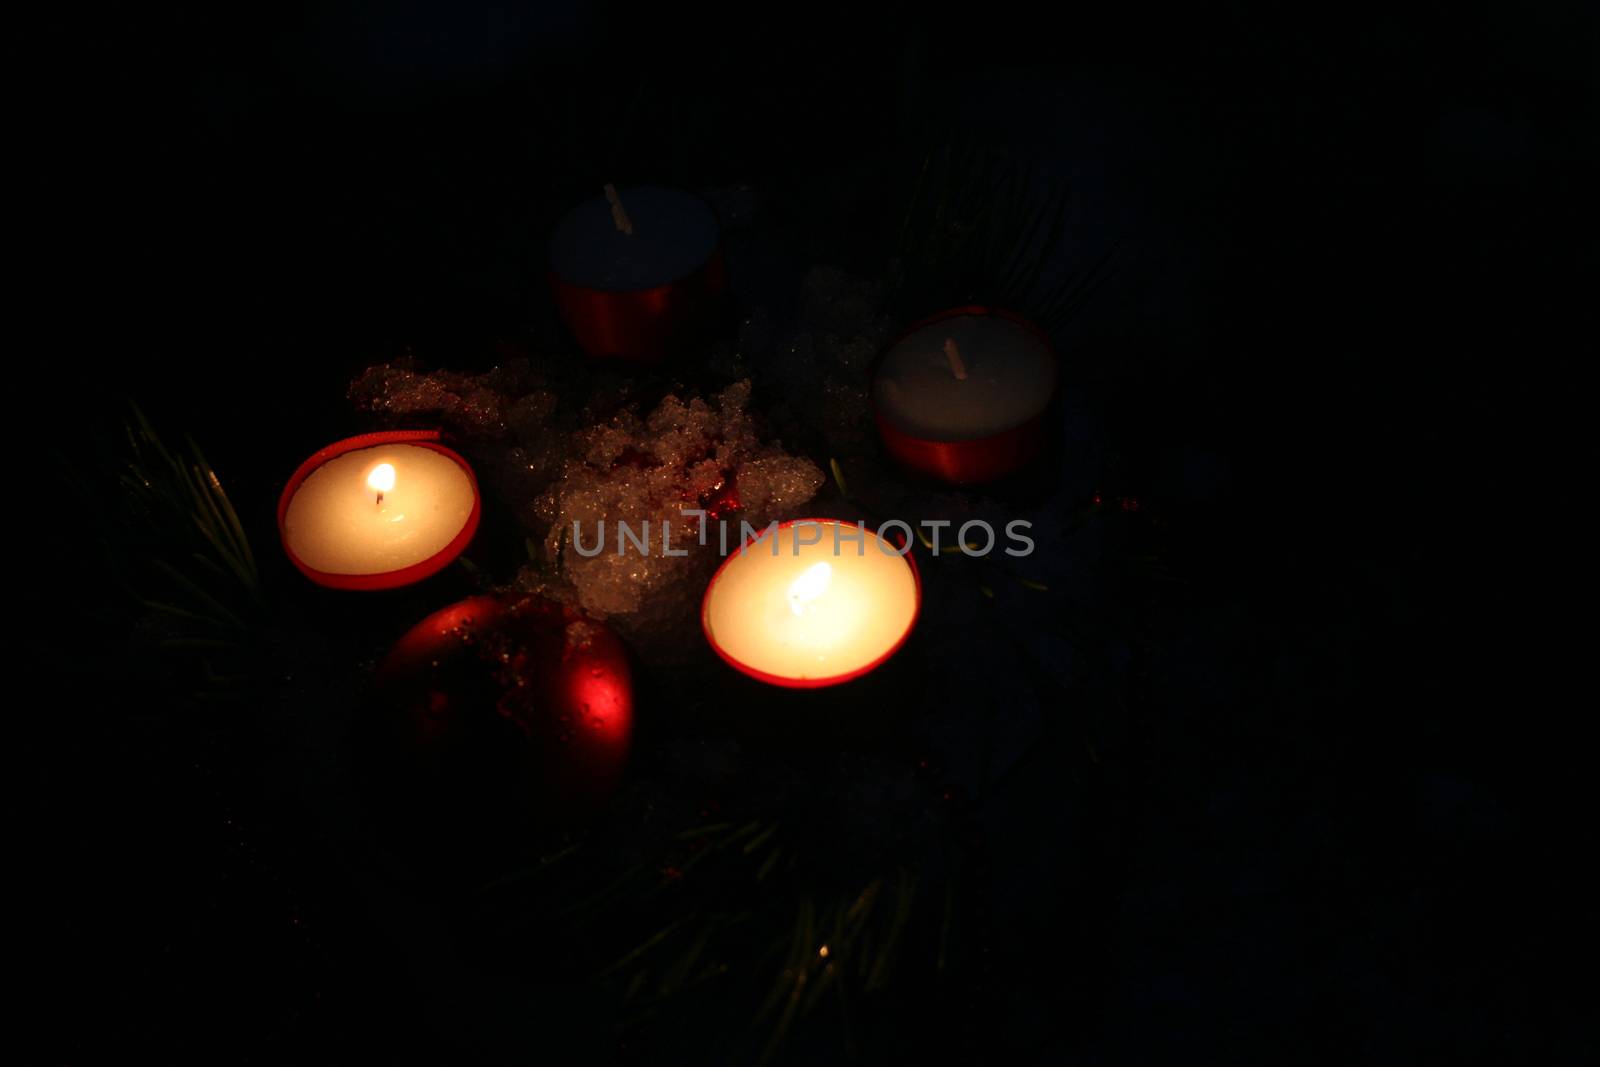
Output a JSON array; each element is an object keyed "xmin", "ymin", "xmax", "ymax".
[
  {"xmin": 282, "ymin": 444, "xmax": 475, "ymax": 576},
  {"xmin": 872, "ymin": 314, "xmax": 1057, "ymax": 440},
  {"xmin": 702, "ymin": 521, "xmax": 919, "ymax": 685},
  {"xmin": 549, "ymin": 186, "xmax": 718, "ymax": 291}
]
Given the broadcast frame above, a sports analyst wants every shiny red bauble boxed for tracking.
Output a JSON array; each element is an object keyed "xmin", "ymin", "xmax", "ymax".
[{"xmin": 367, "ymin": 594, "xmax": 634, "ymax": 828}]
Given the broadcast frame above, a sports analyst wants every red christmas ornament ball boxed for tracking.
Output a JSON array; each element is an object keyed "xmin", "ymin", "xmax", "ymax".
[{"xmin": 368, "ymin": 594, "xmax": 634, "ymax": 826}]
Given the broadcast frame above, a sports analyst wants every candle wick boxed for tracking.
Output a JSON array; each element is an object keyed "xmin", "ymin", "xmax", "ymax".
[
  {"xmin": 604, "ymin": 183, "xmax": 634, "ymax": 236},
  {"xmin": 943, "ymin": 338, "xmax": 968, "ymax": 381},
  {"xmin": 376, "ymin": 491, "xmax": 384, "ymax": 507}
]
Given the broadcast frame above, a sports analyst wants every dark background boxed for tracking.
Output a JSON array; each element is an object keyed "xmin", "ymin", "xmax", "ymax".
[{"xmin": 23, "ymin": 2, "xmax": 1596, "ymax": 1062}]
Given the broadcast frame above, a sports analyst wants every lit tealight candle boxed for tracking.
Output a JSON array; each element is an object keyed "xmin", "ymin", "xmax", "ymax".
[
  {"xmin": 701, "ymin": 519, "xmax": 921, "ymax": 688},
  {"xmin": 871, "ymin": 306, "xmax": 1058, "ymax": 485},
  {"xmin": 278, "ymin": 430, "xmax": 480, "ymax": 590}
]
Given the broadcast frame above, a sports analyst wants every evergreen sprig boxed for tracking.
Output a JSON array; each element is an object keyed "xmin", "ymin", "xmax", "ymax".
[
  {"xmin": 486, "ymin": 812, "xmax": 958, "ymax": 1063},
  {"xmin": 891, "ymin": 141, "xmax": 1112, "ymax": 334},
  {"xmin": 116, "ymin": 404, "xmax": 262, "ymax": 643}
]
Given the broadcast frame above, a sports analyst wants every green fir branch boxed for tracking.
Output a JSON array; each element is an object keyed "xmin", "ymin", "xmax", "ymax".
[{"xmin": 890, "ymin": 140, "xmax": 1112, "ymax": 335}]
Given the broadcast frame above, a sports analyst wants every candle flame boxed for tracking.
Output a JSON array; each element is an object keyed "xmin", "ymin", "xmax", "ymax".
[
  {"xmin": 367, "ymin": 463, "xmax": 396, "ymax": 494},
  {"xmin": 788, "ymin": 561, "xmax": 832, "ymax": 617}
]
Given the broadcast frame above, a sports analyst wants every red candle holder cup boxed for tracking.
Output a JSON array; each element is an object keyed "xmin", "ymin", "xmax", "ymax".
[
  {"xmin": 549, "ymin": 247, "xmax": 727, "ymax": 364},
  {"xmin": 277, "ymin": 429, "xmax": 481, "ymax": 591},
  {"xmin": 871, "ymin": 306, "xmax": 1058, "ymax": 486},
  {"xmin": 700, "ymin": 518, "xmax": 922, "ymax": 690}
]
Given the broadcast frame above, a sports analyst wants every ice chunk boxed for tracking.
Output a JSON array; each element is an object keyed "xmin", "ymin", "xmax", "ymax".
[{"xmin": 509, "ymin": 380, "xmax": 825, "ymax": 661}]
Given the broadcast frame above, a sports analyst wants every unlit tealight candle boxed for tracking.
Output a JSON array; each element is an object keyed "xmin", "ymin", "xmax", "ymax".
[
  {"xmin": 549, "ymin": 185, "xmax": 719, "ymax": 292},
  {"xmin": 872, "ymin": 313, "xmax": 1057, "ymax": 440}
]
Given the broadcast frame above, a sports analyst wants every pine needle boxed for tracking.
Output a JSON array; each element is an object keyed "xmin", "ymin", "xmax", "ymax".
[
  {"xmin": 116, "ymin": 404, "xmax": 262, "ymax": 652},
  {"xmin": 829, "ymin": 457, "xmax": 850, "ymax": 499}
]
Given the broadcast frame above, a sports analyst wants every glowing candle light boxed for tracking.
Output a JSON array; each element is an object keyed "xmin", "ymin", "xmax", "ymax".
[
  {"xmin": 789, "ymin": 561, "xmax": 832, "ymax": 616},
  {"xmin": 368, "ymin": 462, "xmax": 396, "ymax": 505},
  {"xmin": 278, "ymin": 430, "xmax": 480, "ymax": 590},
  {"xmin": 702, "ymin": 519, "xmax": 920, "ymax": 688},
  {"xmin": 871, "ymin": 307, "xmax": 1058, "ymax": 485}
]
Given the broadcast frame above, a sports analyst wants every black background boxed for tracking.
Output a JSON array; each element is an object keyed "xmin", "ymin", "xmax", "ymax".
[{"xmin": 23, "ymin": 2, "xmax": 1596, "ymax": 1062}]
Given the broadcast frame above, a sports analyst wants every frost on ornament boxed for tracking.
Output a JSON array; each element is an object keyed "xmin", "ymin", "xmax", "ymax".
[
  {"xmin": 519, "ymin": 380, "xmax": 824, "ymax": 661},
  {"xmin": 564, "ymin": 618, "xmax": 599, "ymax": 652}
]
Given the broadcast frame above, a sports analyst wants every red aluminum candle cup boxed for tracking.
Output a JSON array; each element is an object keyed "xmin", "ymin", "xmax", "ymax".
[
  {"xmin": 548, "ymin": 186, "xmax": 727, "ymax": 363},
  {"xmin": 700, "ymin": 518, "xmax": 922, "ymax": 689},
  {"xmin": 871, "ymin": 306, "xmax": 1058, "ymax": 485},
  {"xmin": 278, "ymin": 429, "xmax": 481, "ymax": 591}
]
